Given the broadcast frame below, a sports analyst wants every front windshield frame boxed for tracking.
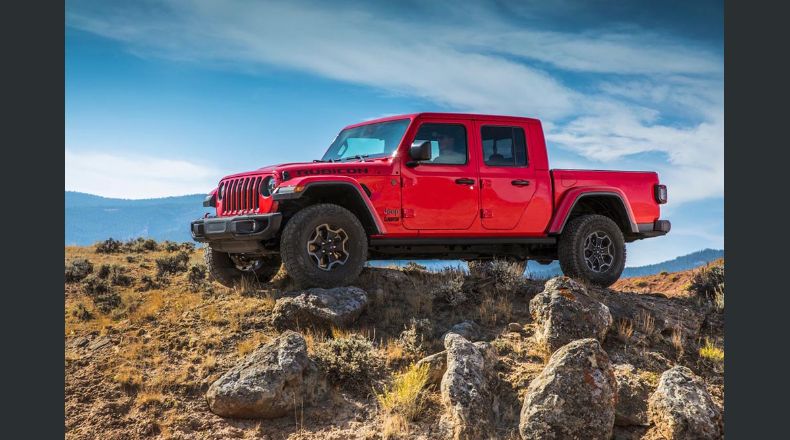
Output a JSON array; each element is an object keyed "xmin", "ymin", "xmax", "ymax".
[{"xmin": 321, "ymin": 118, "xmax": 411, "ymax": 162}]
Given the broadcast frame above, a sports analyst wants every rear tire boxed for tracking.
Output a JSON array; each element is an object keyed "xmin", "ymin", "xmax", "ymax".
[
  {"xmin": 204, "ymin": 245, "xmax": 281, "ymax": 287},
  {"xmin": 280, "ymin": 203, "xmax": 368, "ymax": 288},
  {"xmin": 558, "ymin": 214, "xmax": 625, "ymax": 287}
]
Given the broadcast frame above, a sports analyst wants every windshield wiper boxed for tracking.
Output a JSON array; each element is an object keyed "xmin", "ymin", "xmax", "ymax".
[
  {"xmin": 313, "ymin": 158, "xmax": 337, "ymax": 163},
  {"xmin": 340, "ymin": 154, "xmax": 370, "ymax": 162}
]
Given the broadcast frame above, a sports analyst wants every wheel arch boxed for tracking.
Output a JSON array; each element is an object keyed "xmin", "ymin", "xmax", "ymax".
[
  {"xmin": 549, "ymin": 190, "xmax": 638, "ymax": 235},
  {"xmin": 274, "ymin": 179, "xmax": 383, "ymax": 235}
]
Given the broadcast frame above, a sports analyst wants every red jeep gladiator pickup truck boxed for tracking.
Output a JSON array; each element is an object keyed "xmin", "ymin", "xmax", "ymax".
[{"xmin": 191, "ymin": 113, "xmax": 669, "ymax": 288}]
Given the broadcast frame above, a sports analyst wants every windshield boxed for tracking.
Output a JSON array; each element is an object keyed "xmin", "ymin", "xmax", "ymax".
[{"xmin": 322, "ymin": 119, "xmax": 410, "ymax": 161}]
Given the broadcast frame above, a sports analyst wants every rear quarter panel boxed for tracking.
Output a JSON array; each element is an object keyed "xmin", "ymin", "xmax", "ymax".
[{"xmin": 550, "ymin": 170, "xmax": 661, "ymax": 230}]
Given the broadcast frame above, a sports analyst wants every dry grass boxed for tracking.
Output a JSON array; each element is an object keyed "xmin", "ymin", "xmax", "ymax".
[
  {"xmin": 616, "ymin": 318, "xmax": 634, "ymax": 343},
  {"xmin": 237, "ymin": 333, "xmax": 271, "ymax": 357},
  {"xmin": 528, "ymin": 339, "xmax": 552, "ymax": 364},
  {"xmin": 714, "ymin": 286, "xmax": 724, "ymax": 310},
  {"xmin": 670, "ymin": 327, "xmax": 684, "ymax": 356},
  {"xmin": 376, "ymin": 363, "xmax": 430, "ymax": 422},
  {"xmin": 381, "ymin": 412, "xmax": 409, "ymax": 440},
  {"xmin": 637, "ymin": 310, "xmax": 655, "ymax": 336},
  {"xmin": 478, "ymin": 294, "xmax": 513, "ymax": 326},
  {"xmin": 699, "ymin": 338, "xmax": 724, "ymax": 362}
]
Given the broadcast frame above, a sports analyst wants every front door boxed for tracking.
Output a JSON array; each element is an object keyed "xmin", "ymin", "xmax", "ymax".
[
  {"xmin": 476, "ymin": 122, "xmax": 537, "ymax": 230},
  {"xmin": 401, "ymin": 120, "xmax": 480, "ymax": 230}
]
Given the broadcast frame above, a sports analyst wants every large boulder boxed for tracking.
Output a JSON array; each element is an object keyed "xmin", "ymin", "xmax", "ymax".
[
  {"xmin": 440, "ymin": 333, "xmax": 494, "ymax": 440},
  {"xmin": 271, "ymin": 286, "xmax": 368, "ymax": 331},
  {"xmin": 613, "ymin": 363, "xmax": 653, "ymax": 426},
  {"xmin": 206, "ymin": 331, "xmax": 326, "ymax": 419},
  {"xmin": 519, "ymin": 338, "xmax": 617, "ymax": 440},
  {"xmin": 529, "ymin": 277, "xmax": 613, "ymax": 353},
  {"xmin": 442, "ymin": 320, "xmax": 482, "ymax": 343},
  {"xmin": 415, "ymin": 350, "xmax": 447, "ymax": 386},
  {"xmin": 646, "ymin": 366, "xmax": 722, "ymax": 439}
]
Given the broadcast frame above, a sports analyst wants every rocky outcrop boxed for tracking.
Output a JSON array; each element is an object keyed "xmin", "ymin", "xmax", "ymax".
[
  {"xmin": 271, "ymin": 286, "xmax": 368, "ymax": 331},
  {"xmin": 519, "ymin": 338, "xmax": 617, "ymax": 440},
  {"xmin": 443, "ymin": 320, "xmax": 482, "ymax": 343},
  {"xmin": 440, "ymin": 333, "xmax": 494, "ymax": 440},
  {"xmin": 416, "ymin": 350, "xmax": 447, "ymax": 386},
  {"xmin": 613, "ymin": 363, "xmax": 653, "ymax": 426},
  {"xmin": 206, "ymin": 331, "xmax": 326, "ymax": 419},
  {"xmin": 529, "ymin": 277, "xmax": 613, "ymax": 353},
  {"xmin": 646, "ymin": 366, "xmax": 722, "ymax": 440}
]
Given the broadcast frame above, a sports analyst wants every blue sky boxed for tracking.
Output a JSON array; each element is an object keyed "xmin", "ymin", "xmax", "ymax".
[{"xmin": 65, "ymin": 0, "xmax": 723, "ymax": 266}]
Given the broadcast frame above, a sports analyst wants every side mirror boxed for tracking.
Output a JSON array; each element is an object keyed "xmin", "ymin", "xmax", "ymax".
[{"xmin": 409, "ymin": 140, "xmax": 432, "ymax": 162}]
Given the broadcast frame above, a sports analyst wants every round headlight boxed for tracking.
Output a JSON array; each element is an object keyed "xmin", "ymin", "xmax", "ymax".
[{"xmin": 261, "ymin": 176, "xmax": 277, "ymax": 197}]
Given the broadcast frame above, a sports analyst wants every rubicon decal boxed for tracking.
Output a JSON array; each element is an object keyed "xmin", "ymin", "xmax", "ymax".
[{"xmin": 293, "ymin": 168, "xmax": 369, "ymax": 177}]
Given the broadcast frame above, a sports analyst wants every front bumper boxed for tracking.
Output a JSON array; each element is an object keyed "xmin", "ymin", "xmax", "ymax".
[{"xmin": 191, "ymin": 213, "xmax": 282, "ymax": 253}]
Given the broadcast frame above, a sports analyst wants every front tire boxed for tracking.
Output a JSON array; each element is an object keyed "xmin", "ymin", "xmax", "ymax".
[
  {"xmin": 204, "ymin": 245, "xmax": 281, "ymax": 287},
  {"xmin": 558, "ymin": 214, "xmax": 625, "ymax": 287},
  {"xmin": 280, "ymin": 203, "xmax": 368, "ymax": 288}
]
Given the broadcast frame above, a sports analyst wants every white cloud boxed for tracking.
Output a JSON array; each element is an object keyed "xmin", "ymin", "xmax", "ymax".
[
  {"xmin": 67, "ymin": 0, "xmax": 722, "ymax": 205},
  {"xmin": 65, "ymin": 149, "xmax": 220, "ymax": 199}
]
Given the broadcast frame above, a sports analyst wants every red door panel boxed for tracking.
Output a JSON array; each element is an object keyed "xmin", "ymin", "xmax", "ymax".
[
  {"xmin": 476, "ymin": 122, "xmax": 537, "ymax": 230},
  {"xmin": 401, "ymin": 120, "xmax": 480, "ymax": 230}
]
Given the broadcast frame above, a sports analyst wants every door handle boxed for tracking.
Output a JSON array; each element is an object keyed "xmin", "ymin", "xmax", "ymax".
[
  {"xmin": 511, "ymin": 179, "xmax": 531, "ymax": 186},
  {"xmin": 455, "ymin": 178, "xmax": 476, "ymax": 185}
]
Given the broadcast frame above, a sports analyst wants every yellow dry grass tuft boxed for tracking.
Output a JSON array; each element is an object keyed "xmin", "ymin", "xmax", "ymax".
[
  {"xmin": 376, "ymin": 363, "xmax": 430, "ymax": 422},
  {"xmin": 699, "ymin": 338, "xmax": 724, "ymax": 362},
  {"xmin": 638, "ymin": 310, "xmax": 655, "ymax": 336},
  {"xmin": 236, "ymin": 333, "xmax": 271, "ymax": 357}
]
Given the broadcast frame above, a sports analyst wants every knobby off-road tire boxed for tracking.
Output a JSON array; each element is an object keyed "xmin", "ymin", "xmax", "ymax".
[
  {"xmin": 280, "ymin": 203, "xmax": 368, "ymax": 288},
  {"xmin": 204, "ymin": 245, "xmax": 282, "ymax": 287},
  {"xmin": 558, "ymin": 214, "xmax": 626, "ymax": 288},
  {"xmin": 467, "ymin": 259, "xmax": 527, "ymax": 278}
]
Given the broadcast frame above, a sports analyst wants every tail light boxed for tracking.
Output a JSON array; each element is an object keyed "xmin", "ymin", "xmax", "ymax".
[{"xmin": 654, "ymin": 184, "xmax": 667, "ymax": 204}]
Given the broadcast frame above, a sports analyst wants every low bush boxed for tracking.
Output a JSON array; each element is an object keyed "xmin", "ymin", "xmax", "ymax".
[
  {"xmin": 313, "ymin": 334, "xmax": 385, "ymax": 389},
  {"xmin": 124, "ymin": 238, "xmax": 159, "ymax": 253},
  {"xmin": 156, "ymin": 252, "xmax": 190, "ymax": 277},
  {"xmin": 187, "ymin": 264, "xmax": 207, "ymax": 291},
  {"xmin": 429, "ymin": 268, "xmax": 467, "ymax": 306},
  {"xmin": 65, "ymin": 258, "xmax": 94, "ymax": 283},
  {"xmin": 82, "ymin": 275, "xmax": 121, "ymax": 313},
  {"xmin": 95, "ymin": 238, "xmax": 123, "ymax": 254},
  {"xmin": 688, "ymin": 263, "xmax": 724, "ymax": 298}
]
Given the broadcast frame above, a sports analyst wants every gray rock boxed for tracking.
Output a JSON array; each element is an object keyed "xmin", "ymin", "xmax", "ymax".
[
  {"xmin": 440, "ymin": 333, "xmax": 494, "ymax": 440},
  {"xmin": 415, "ymin": 350, "xmax": 446, "ymax": 386},
  {"xmin": 507, "ymin": 322, "xmax": 524, "ymax": 333},
  {"xmin": 206, "ymin": 331, "xmax": 326, "ymax": 419},
  {"xmin": 529, "ymin": 277, "xmax": 613, "ymax": 353},
  {"xmin": 271, "ymin": 286, "xmax": 368, "ymax": 331},
  {"xmin": 613, "ymin": 364, "xmax": 653, "ymax": 426},
  {"xmin": 646, "ymin": 366, "xmax": 722, "ymax": 439},
  {"xmin": 519, "ymin": 338, "xmax": 617, "ymax": 440},
  {"xmin": 443, "ymin": 320, "xmax": 481, "ymax": 343}
]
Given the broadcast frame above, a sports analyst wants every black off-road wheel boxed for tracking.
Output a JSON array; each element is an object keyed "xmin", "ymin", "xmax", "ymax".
[
  {"xmin": 558, "ymin": 214, "xmax": 626, "ymax": 287},
  {"xmin": 204, "ymin": 245, "xmax": 282, "ymax": 287},
  {"xmin": 280, "ymin": 203, "xmax": 368, "ymax": 288}
]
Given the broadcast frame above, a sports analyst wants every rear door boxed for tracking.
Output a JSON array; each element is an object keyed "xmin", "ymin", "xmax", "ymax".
[
  {"xmin": 401, "ymin": 118, "xmax": 480, "ymax": 230},
  {"xmin": 475, "ymin": 121, "xmax": 537, "ymax": 230}
]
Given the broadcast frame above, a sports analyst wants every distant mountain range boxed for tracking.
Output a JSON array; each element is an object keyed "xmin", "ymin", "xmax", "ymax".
[
  {"xmin": 65, "ymin": 191, "xmax": 211, "ymax": 245},
  {"xmin": 65, "ymin": 191, "xmax": 722, "ymax": 277}
]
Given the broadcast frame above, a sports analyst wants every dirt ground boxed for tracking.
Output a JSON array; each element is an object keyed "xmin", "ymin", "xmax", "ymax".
[{"xmin": 65, "ymin": 244, "xmax": 724, "ymax": 439}]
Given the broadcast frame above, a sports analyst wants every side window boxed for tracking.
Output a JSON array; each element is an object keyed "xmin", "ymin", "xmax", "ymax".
[
  {"xmin": 481, "ymin": 126, "xmax": 528, "ymax": 167},
  {"xmin": 413, "ymin": 123, "xmax": 468, "ymax": 165}
]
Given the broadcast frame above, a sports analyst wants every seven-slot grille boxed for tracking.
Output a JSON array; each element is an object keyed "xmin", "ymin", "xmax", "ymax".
[{"xmin": 219, "ymin": 176, "xmax": 263, "ymax": 215}]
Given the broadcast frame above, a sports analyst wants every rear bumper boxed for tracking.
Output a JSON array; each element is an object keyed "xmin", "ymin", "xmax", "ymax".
[
  {"xmin": 191, "ymin": 213, "xmax": 282, "ymax": 252},
  {"xmin": 634, "ymin": 219, "xmax": 671, "ymax": 239}
]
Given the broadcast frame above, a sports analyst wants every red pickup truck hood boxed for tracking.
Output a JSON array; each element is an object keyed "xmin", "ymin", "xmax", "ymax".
[{"xmin": 216, "ymin": 157, "xmax": 396, "ymax": 181}]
